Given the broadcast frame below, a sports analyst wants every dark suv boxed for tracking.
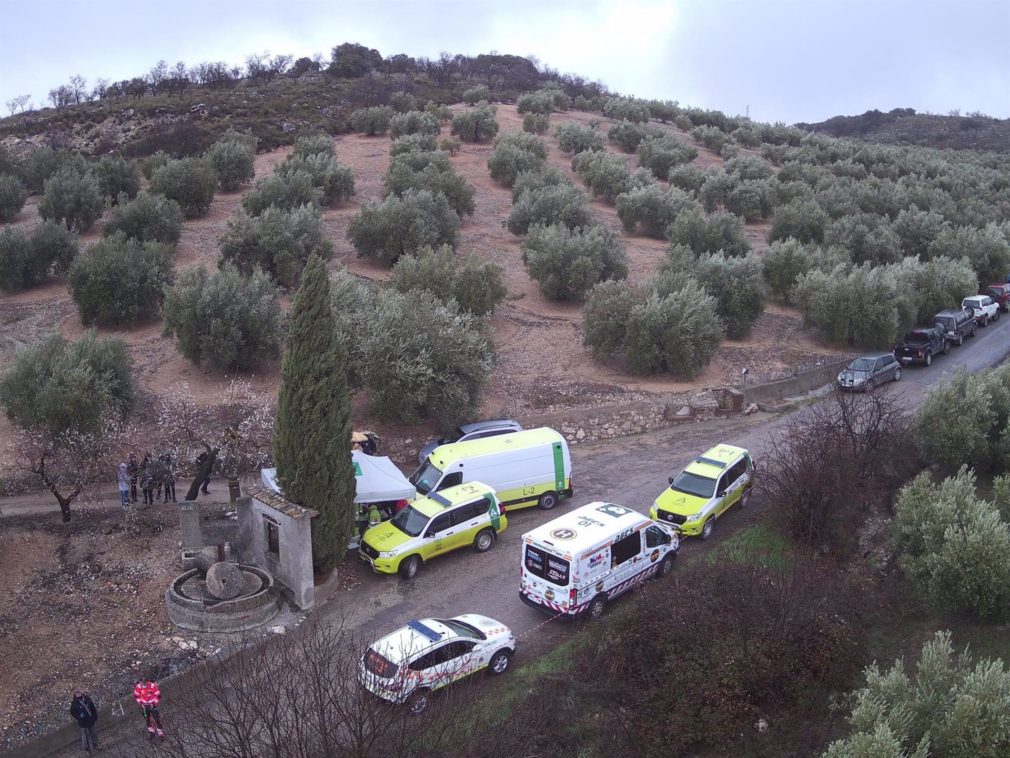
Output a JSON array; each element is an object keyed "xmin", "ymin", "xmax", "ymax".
[
  {"xmin": 417, "ymin": 420, "xmax": 523, "ymax": 464},
  {"xmin": 934, "ymin": 308, "xmax": 977, "ymax": 347},
  {"xmin": 986, "ymin": 283, "xmax": 1010, "ymax": 313}
]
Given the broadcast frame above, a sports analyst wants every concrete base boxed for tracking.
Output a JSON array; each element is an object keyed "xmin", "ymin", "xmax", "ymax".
[{"xmin": 165, "ymin": 566, "xmax": 280, "ymax": 633}]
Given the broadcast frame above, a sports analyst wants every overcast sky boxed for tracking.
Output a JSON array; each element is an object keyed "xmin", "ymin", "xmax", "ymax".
[{"xmin": 2, "ymin": 0, "xmax": 1008, "ymax": 124}]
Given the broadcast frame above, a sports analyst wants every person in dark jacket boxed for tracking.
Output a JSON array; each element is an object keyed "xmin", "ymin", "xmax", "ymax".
[
  {"xmin": 195, "ymin": 451, "xmax": 211, "ymax": 496},
  {"xmin": 160, "ymin": 453, "xmax": 176, "ymax": 503},
  {"xmin": 69, "ymin": 689, "xmax": 100, "ymax": 752}
]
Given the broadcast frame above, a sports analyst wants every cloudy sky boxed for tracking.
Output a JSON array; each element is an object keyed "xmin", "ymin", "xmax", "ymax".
[{"xmin": 2, "ymin": 0, "xmax": 1008, "ymax": 124}]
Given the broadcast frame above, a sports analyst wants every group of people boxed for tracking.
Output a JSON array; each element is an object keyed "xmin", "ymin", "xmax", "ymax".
[
  {"xmin": 117, "ymin": 451, "xmax": 214, "ymax": 510},
  {"xmin": 69, "ymin": 677, "xmax": 165, "ymax": 752}
]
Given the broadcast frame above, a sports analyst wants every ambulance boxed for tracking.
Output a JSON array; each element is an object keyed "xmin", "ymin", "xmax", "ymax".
[
  {"xmin": 410, "ymin": 427, "xmax": 572, "ymax": 511},
  {"xmin": 520, "ymin": 502, "xmax": 679, "ymax": 619}
]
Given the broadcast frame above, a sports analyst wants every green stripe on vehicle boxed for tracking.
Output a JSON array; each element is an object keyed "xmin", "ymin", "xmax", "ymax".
[
  {"xmin": 553, "ymin": 442, "xmax": 565, "ymax": 492},
  {"xmin": 485, "ymin": 494, "xmax": 501, "ymax": 531}
]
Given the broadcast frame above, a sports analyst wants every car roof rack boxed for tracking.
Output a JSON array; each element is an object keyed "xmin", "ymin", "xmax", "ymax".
[
  {"xmin": 695, "ymin": 456, "xmax": 728, "ymax": 469},
  {"xmin": 427, "ymin": 491, "xmax": 452, "ymax": 507},
  {"xmin": 407, "ymin": 620, "xmax": 443, "ymax": 641}
]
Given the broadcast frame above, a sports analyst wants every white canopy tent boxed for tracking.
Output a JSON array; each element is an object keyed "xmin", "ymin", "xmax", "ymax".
[{"xmin": 260, "ymin": 451, "xmax": 415, "ymax": 504}]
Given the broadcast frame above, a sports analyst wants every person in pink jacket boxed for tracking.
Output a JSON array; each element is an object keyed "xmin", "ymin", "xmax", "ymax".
[{"xmin": 133, "ymin": 678, "xmax": 165, "ymax": 740}]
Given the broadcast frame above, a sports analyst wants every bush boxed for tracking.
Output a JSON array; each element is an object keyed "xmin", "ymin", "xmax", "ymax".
[
  {"xmin": 554, "ymin": 122, "xmax": 604, "ymax": 154},
  {"xmin": 38, "ymin": 167, "xmax": 104, "ymax": 232},
  {"xmin": 161, "ymin": 264, "xmax": 282, "ymax": 371},
  {"xmin": 582, "ymin": 279, "xmax": 635, "ymax": 358},
  {"xmin": 450, "ymin": 104, "xmax": 499, "ymax": 143},
  {"xmin": 389, "ymin": 91, "xmax": 416, "ymax": 113},
  {"xmin": 893, "ymin": 206, "xmax": 948, "ymax": 260},
  {"xmin": 347, "ymin": 189, "xmax": 459, "ymax": 265},
  {"xmin": 277, "ymin": 153, "xmax": 355, "ymax": 206},
  {"xmin": 572, "ymin": 150, "xmax": 633, "ymax": 202},
  {"xmin": 390, "ymin": 134, "xmax": 438, "ymax": 155},
  {"xmin": 616, "ymin": 184, "xmax": 695, "ymax": 238},
  {"xmin": 824, "ymin": 630, "xmax": 1010, "ymax": 757},
  {"xmin": 461, "ymin": 85, "xmax": 490, "ymax": 105},
  {"xmin": 139, "ymin": 151, "xmax": 170, "ymax": 180},
  {"xmin": 0, "ymin": 227, "xmax": 37, "ymax": 292},
  {"xmin": 22, "ymin": 147, "xmax": 86, "ymax": 192},
  {"xmin": 425, "ymin": 101, "xmax": 452, "ymax": 122},
  {"xmin": 722, "ymin": 154, "xmax": 774, "ymax": 180},
  {"xmin": 689, "ymin": 252, "xmax": 766, "ymax": 338},
  {"xmin": 32, "ymin": 220, "xmax": 78, "ymax": 276},
  {"xmin": 389, "ymin": 245, "xmax": 506, "ymax": 316},
  {"xmin": 507, "ymin": 183, "xmax": 592, "ymax": 235},
  {"xmin": 206, "ymin": 130, "xmax": 257, "ymax": 191},
  {"xmin": 487, "ymin": 132, "xmax": 548, "ymax": 186},
  {"xmin": 384, "ymin": 151, "xmax": 474, "ymax": 216},
  {"xmin": 516, "ymin": 91, "xmax": 555, "ymax": 115},
  {"xmin": 291, "ymin": 133, "xmax": 334, "ymax": 159},
  {"xmin": 602, "ymin": 97, "xmax": 651, "ymax": 123},
  {"xmin": 102, "ymin": 192, "xmax": 184, "ymax": 245},
  {"xmin": 608, "ymin": 121, "xmax": 659, "ymax": 153},
  {"xmin": 389, "ymin": 110, "xmax": 441, "ymax": 139},
  {"xmin": 219, "ymin": 205, "xmax": 333, "ymax": 288},
  {"xmin": 636, "ymin": 135, "xmax": 698, "ymax": 180},
  {"xmin": 625, "ymin": 282, "xmax": 723, "ymax": 376},
  {"xmin": 691, "ymin": 125, "xmax": 731, "ymax": 152},
  {"xmin": 522, "ymin": 113, "xmax": 549, "ymax": 134},
  {"xmin": 762, "ymin": 238, "xmax": 818, "ymax": 304},
  {"xmin": 825, "ymin": 213, "xmax": 902, "ymax": 266},
  {"xmin": 93, "ymin": 155, "xmax": 140, "ymax": 203},
  {"xmin": 438, "ymin": 137, "xmax": 461, "ymax": 156},
  {"xmin": 667, "ymin": 207, "xmax": 750, "ymax": 257},
  {"xmin": 725, "ymin": 179, "xmax": 776, "ymax": 221},
  {"xmin": 911, "ymin": 255, "xmax": 979, "ymax": 324},
  {"xmin": 68, "ymin": 234, "xmax": 174, "ymax": 325},
  {"xmin": 241, "ymin": 171, "xmax": 323, "ymax": 216},
  {"xmin": 793, "ymin": 264, "xmax": 902, "ymax": 348},
  {"xmin": 356, "ymin": 290, "xmax": 493, "ymax": 424},
  {"xmin": 0, "ymin": 173, "xmax": 28, "ymax": 221},
  {"xmin": 769, "ymin": 198, "xmax": 830, "ymax": 244},
  {"xmin": 149, "ymin": 158, "xmax": 218, "ymax": 218},
  {"xmin": 698, "ymin": 171, "xmax": 739, "ymax": 212},
  {"xmin": 510, "ymin": 165, "xmax": 572, "ymax": 203},
  {"xmin": 668, "ymin": 164, "xmax": 707, "ymax": 194},
  {"xmin": 349, "ymin": 106, "xmax": 394, "ymax": 136},
  {"xmin": 928, "ymin": 223, "xmax": 1010, "ymax": 285},
  {"xmin": 521, "ymin": 222, "xmax": 627, "ymax": 301}
]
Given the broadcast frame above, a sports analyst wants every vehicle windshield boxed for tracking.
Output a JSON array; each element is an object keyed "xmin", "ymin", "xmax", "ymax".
[
  {"xmin": 409, "ymin": 461, "xmax": 443, "ymax": 495},
  {"xmin": 439, "ymin": 427, "xmax": 466, "ymax": 445},
  {"xmin": 389, "ymin": 505, "xmax": 429, "ymax": 537},
  {"xmin": 671, "ymin": 471, "xmax": 717, "ymax": 499},
  {"xmin": 903, "ymin": 332, "xmax": 928, "ymax": 343},
  {"xmin": 436, "ymin": 618, "xmax": 487, "ymax": 641},
  {"xmin": 363, "ymin": 649, "xmax": 398, "ymax": 679},
  {"xmin": 524, "ymin": 545, "xmax": 570, "ymax": 586},
  {"xmin": 850, "ymin": 357, "xmax": 875, "ymax": 371}
]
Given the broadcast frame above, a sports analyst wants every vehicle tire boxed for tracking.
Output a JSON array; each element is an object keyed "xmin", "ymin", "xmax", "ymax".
[
  {"xmin": 473, "ymin": 528, "xmax": 495, "ymax": 553},
  {"xmin": 956, "ymin": 333, "xmax": 964, "ymax": 346},
  {"xmin": 657, "ymin": 554, "xmax": 676, "ymax": 578},
  {"xmin": 983, "ymin": 315, "xmax": 989, "ymax": 328},
  {"xmin": 405, "ymin": 689, "xmax": 430, "ymax": 716},
  {"xmin": 893, "ymin": 367, "xmax": 901, "ymax": 382},
  {"xmin": 488, "ymin": 649, "xmax": 512, "ymax": 675},
  {"xmin": 398, "ymin": 555, "xmax": 421, "ymax": 580},
  {"xmin": 865, "ymin": 379, "xmax": 875, "ymax": 393},
  {"xmin": 587, "ymin": 595, "xmax": 607, "ymax": 620},
  {"xmin": 972, "ymin": 324, "xmax": 978, "ymax": 338},
  {"xmin": 700, "ymin": 518, "xmax": 715, "ymax": 540},
  {"xmin": 942, "ymin": 341, "xmax": 950, "ymax": 355},
  {"xmin": 924, "ymin": 351, "xmax": 932, "ymax": 367},
  {"xmin": 537, "ymin": 491, "xmax": 558, "ymax": 510},
  {"xmin": 740, "ymin": 489, "xmax": 752, "ymax": 508}
]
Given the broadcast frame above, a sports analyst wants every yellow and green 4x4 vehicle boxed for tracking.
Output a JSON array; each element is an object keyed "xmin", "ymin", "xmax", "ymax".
[
  {"xmin": 649, "ymin": 444, "xmax": 754, "ymax": 540},
  {"xmin": 359, "ymin": 482, "xmax": 507, "ymax": 579}
]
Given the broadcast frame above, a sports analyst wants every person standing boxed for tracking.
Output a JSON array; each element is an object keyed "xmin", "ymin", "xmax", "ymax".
[
  {"xmin": 69, "ymin": 689, "xmax": 100, "ymax": 752},
  {"xmin": 127, "ymin": 452, "xmax": 139, "ymax": 503},
  {"xmin": 141, "ymin": 455, "xmax": 156, "ymax": 507},
  {"xmin": 195, "ymin": 451, "xmax": 211, "ymax": 496},
  {"xmin": 133, "ymin": 678, "xmax": 165, "ymax": 741},
  {"xmin": 161, "ymin": 454, "xmax": 176, "ymax": 503},
  {"xmin": 117, "ymin": 463, "xmax": 130, "ymax": 511}
]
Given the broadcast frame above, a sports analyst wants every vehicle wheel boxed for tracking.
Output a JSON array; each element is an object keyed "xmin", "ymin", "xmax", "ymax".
[
  {"xmin": 537, "ymin": 491, "xmax": 559, "ymax": 510},
  {"xmin": 473, "ymin": 528, "xmax": 495, "ymax": 553},
  {"xmin": 995, "ymin": 309, "xmax": 1001, "ymax": 321},
  {"xmin": 865, "ymin": 379, "xmax": 875, "ymax": 393},
  {"xmin": 740, "ymin": 489, "xmax": 752, "ymax": 508},
  {"xmin": 398, "ymin": 555, "xmax": 421, "ymax": 580},
  {"xmin": 587, "ymin": 595, "xmax": 607, "ymax": 620},
  {"xmin": 956, "ymin": 333, "xmax": 964, "ymax": 346},
  {"xmin": 488, "ymin": 649, "xmax": 512, "ymax": 675},
  {"xmin": 983, "ymin": 315, "xmax": 989, "ymax": 327},
  {"xmin": 405, "ymin": 689, "xmax": 430, "ymax": 716},
  {"xmin": 924, "ymin": 351, "xmax": 932, "ymax": 366},
  {"xmin": 942, "ymin": 341, "xmax": 950, "ymax": 355},
  {"xmin": 700, "ymin": 518, "xmax": 715, "ymax": 540},
  {"xmin": 893, "ymin": 367, "xmax": 901, "ymax": 382},
  {"xmin": 972, "ymin": 324, "xmax": 978, "ymax": 337},
  {"xmin": 657, "ymin": 554, "xmax": 676, "ymax": 578}
]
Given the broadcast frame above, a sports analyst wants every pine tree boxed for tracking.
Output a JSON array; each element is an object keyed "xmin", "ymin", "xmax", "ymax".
[{"xmin": 273, "ymin": 255, "xmax": 355, "ymax": 572}]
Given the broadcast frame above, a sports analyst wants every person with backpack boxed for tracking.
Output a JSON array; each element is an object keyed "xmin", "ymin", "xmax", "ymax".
[
  {"xmin": 133, "ymin": 678, "xmax": 165, "ymax": 740},
  {"xmin": 69, "ymin": 689, "xmax": 100, "ymax": 752}
]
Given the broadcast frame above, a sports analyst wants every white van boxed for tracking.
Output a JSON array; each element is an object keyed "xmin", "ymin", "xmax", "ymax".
[
  {"xmin": 410, "ymin": 427, "xmax": 572, "ymax": 511},
  {"xmin": 520, "ymin": 502, "xmax": 679, "ymax": 619}
]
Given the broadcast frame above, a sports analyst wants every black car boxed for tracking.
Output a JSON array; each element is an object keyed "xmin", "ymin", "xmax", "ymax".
[
  {"xmin": 894, "ymin": 327, "xmax": 949, "ymax": 366},
  {"xmin": 934, "ymin": 308, "xmax": 977, "ymax": 347},
  {"xmin": 837, "ymin": 353, "xmax": 902, "ymax": 392}
]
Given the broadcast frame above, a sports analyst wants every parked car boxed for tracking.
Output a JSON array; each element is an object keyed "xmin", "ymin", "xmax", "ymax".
[
  {"xmin": 837, "ymin": 353, "xmax": 901, "ymax": 392},
  {"xmin": 359, "ymin": 615, "xmax": 516, "ymax": 714},
  {"xmin": 417, "ymin": 420, "xmax": 522, "ymax": 464},
  {"xmin": 962, "ymin": 295, "xmax": 1001, "ymax": 327},
  {"xmin": 985, "ymin": 283, "xmax": 1010, "ymax": 313},
  {"xmin": 934, "ymin": 308, "xmax": 977, "ymax": 346},
  {"xmin": 893, "ymin": 327, "xmax": 949, "ymax": 366}
]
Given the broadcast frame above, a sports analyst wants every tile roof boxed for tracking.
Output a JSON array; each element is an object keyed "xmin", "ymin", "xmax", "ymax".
[{"xmin": 247, "ymin": 487, "xmax": 319, "ymax": 520}]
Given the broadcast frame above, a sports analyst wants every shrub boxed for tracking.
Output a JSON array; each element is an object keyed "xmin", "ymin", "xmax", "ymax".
[
  {"xmin": 219, "ymin": 205, "xmax": 333, "ymax": 288},
  {"xmin": 349, "ymin": 106, "xmax": 394, "ymax": 136},
  {"xmin": 389, "ymin": 245, "xmax": 506, "ymax": 316},
  {"xmin": 668, "ymin": 164, "xmax": 707, "ymax": 194},
  {"xmin": 608, "ymin": 121, "xmax": 659, "ymax": 152},
  {"xmin": 139, "ymin": 151, "xmax": 170, "ymax": 180},
  {"xmin": 277, "ymin": 153, "xmax": 355, "ymax": 206},
  {"xmin": 521, "ymin": 222, "xmax": 627, "ymax": 301},
  {"xmin": 452, "ymin": 253, "xmax": 508, "ymax": 317},
  {"xmin": 507, "ymin": 183, "xmax": 592, "ymax": 235},
  {"xmin": 769, "ymin": 198, "xmax": 830, "ymax": 244},
  {"xmin": 389, "ymin": 91, "xmax": 417, "ymax": 113},
  {"xmin": 793, "ymin": 264, "xmax": 901, "ymax": 348},
  {"xmin": 93, "ymin": 155, "xmax": 140, "ymax": 203},
  {"xmin": 356, "ymin": 290, "xmax": 493, "ymax": 424},
  {"xmin": 516, "ymin": 91, "xmax": 555, "ymax": 115},
  {"xmin": 825, "ymin": 213, "xmax": 902, "ymax": 266},
  {"xmin": 911, "ymin": 255, "xmax": 979, "ymax": 324},
  {"xmin": 149, "ymin": 158, "xmax": 217, "ymax": 218},
  {"xmin": 425, "ymin": 101, "xmax": 452, "ymax": 122},
  {"xmin": 689, "ymin": 252, "xmax": 766, "ymax": 339},
  {"xmin": 438, "ymin": 137, "xmax": 461, "ymax": 156},
  {"xmin": 893, "ymin": 206, "xmax": 948, "ymax": 260},
  {"xmin": 102, "ymin": 192, "xmax": 184, "ymax": 245},
  {"xmin": 0, "ymin": 227, "xmax": 37, "ymax": 292},
  {"xmin": 698, "ymin": 171, "xmax": 739, "ymax": 212},
  {"xmin": 582, "ymin": 279, "xmax": 635, "ymax": 358},
  {"xmin": 522, "ymin": 113, "xmax": 549, "ymax": 134},
  {"xmin": 602, "ymin": 97, "xmax": 650, "ymax": 123},
  {"xmin": 723, "ymin": 154, "xmax": 773, "ymax": 180},
  {"xmin": 636, "ymin": 135, "xmax": 698, "ymax": 180},
  {"xmin": 38, "ymin": 167, "xmax": 104, "ymax": 232},
  {"xmin": 625, "ymin": 283, "xmax": 723, "ymax": 376},
  {"xmin": 390, "ymin": 134, "xmax": 438, "ymax": 156},
  {"xmin": 241, "ymin": 171, "xmax": 323, "ymax": 216},
  {"xmin": 161, "ymin": 264, "xmax": 282, "ymax": 371},
  {"xmin": 667, "ymin": 207, "xmax": 750, "ymax": 257},
  {"xmin": 554, "ymin": 122, "xmax": 604, "ymax": 154},
  {"xmin": 487, "ymin": 132, "xmax": 548, "ymax": 187},
  {"xmin": 572, "ymin": 150, "xmax": 632, "ymax": 202},
  {"xmin": 647, "ymin": 100, "xmax": 678, "ymax": 122},
  {"xmin": 206, "ymin": 130, "xmax": 257, "ymax": 191},
  {"xmin": 450, "ymin": 104, "xmax": 499, "ymax": 143},
  {"xmin": 928, "ymin": 223, "xmax": 1010, "ymax": 285},
  {"xmin": 22, "ymin": 147, "xmax": 86, "ymax": 192},
  {"xmin": 384, "ymin": 151, "xmax": 474, "ymax": 216},
  {"xmin": 389, "ymin": 110, "xmax": 441, "ymax": 138},
  {"xmin": 510, "ymin": 165, "xmax": 572, "ymax": 203},
  {"xmin": 0, "ymin": 173, "xmax": 28, "ymax": 221},
  {"xmin": 68, "ymin": 234, "xmax": 174, "ymax": 325},
  {"xmin": 762, "ymin": 238, "xmax": 818, "ymax": 304},
  {"xmin": 461, "ymin": 85, "xmax": 490, "ymax": 105},
  {"xmin": 616, "ymin": 184, "xmax": 696, "ymax": 238},
  {"xmin": 824, "ymin": 630, "xmax": 1010, "ymax": 758},
  {"xmin": 32, "ymin": 220, "xmax": 78, "ymax": 276},
  {"xmin": 291, "ymin": 133, "xmax": 334, "ymax": 159},
  {"xmin": 691, "ymin": 125, "xmax": 731, "ymax": 152},
  {"xmin": 347, "ymin": 189, "xmax": 459, "ymax": 265},
  {"xmin": 725, "ymin": 179, "xmax": 776, "ymax": 221}
]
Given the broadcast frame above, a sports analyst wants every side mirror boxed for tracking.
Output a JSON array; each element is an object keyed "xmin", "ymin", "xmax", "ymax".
[
  {"xmin": 717, "ymin": 489, "xmax": 726, "ymax": 498},
  {"xmin": 668, "ymin": 477, "xmax": 674, "ymax": 485}
]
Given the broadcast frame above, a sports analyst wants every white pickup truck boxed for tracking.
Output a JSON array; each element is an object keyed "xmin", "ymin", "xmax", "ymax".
[{"xmin": 962, "ymin": 295, "xmax": 1001, "ymax": 327}]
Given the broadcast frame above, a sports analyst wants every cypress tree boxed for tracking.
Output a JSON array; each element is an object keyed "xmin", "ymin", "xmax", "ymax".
[{"xmin": 273, "ymin": 255, "xmax": 354, "ymax": 572}]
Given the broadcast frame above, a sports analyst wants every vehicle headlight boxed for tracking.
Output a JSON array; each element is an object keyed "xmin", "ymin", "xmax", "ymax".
[
  {"xmin": 687, "ymin": 512, "xmax": 704, "ymax": 522},
  {"xmin": 837, "ymin": 373, "xmax": 844, "ymax": 382},
  {"xmin": 379, "ymin": 551, "xmax": 397, "ymax": 559}
]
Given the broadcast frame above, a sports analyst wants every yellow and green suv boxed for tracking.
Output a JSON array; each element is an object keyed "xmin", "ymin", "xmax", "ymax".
[
  {"xmin": 359, "ymin": 482, "xmax": 507, "ymax": 579},
  {"xmin": 649, "ymin": 444, "xmax": 754, "ymax": 540}
]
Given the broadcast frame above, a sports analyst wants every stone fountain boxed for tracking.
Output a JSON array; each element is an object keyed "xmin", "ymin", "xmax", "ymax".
[{"xmin": 166, "ymin": 558, "xmax": 279, "ymax": 633}]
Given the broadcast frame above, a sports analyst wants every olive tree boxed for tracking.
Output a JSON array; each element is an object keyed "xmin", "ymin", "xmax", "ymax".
[
  {"xmin": 625, "ymin": 282, "xmax": 723, "ymax": 376},
  {"xmin": 0, "ymin": 173, "xmax": 28, "ymax": 221},
  {"xmin": 507, "ymin": 183, "xmax": 592, "ymax": 235},
  {"xmin": 450, "ymin": 104, "xmax": 499, "ymax": 143},
  {"xmin": 521, "ymin": 222, "xmax": 627, "ymax": 301},
  {"xmin": 241, "ymin": 171, "xmax": 323, "ymax": 216},
  {"xmin": 206, "ymin": 130, "xmax": 257, "ymax": 191},
  {"xmin": 389, "ymin": 110, "xmax": 441, "ymax": 138},
  {"xmin": 636, "ymin": 135, "xmax": 698, "ymax": 180},
  {"xmin": 688, "ymin": 252, "xmax": 767, "ymax": 339},
  {"xmin": 615, "ymin": 184, "xmax": 695, "ymax": 238},
  {"xmin": 38, "ymin": 167, "xmax": 104, "ymax": 231},
  {"xmin": 150, "ymin": 157, "xmax": 218, "ymax": 218},
  {"xmin": 347, "ymin": 188, "xmax": 459, "ymax": 265},
  {"xmin": 667, "ymin": 207, "xmax": 751, "ymax": 257},
  {"xmin": 349, "ymin": 106, "xmax": 394, "ymax": 136},
  {"xmin": 277, "ymin": 153, "xmax": 355, "ymax": 206},
  {"xmin": 389, "ymin": 245, "xmax": 507, "ymax": 316},
  {"xmin": 102, "ymin": 191, "xmax": 184, "ymax": 245},
  {"xmin": 384, "ymin": 150, "xmax": 474, "ymax": 216},
  {"xmin": 93, "ymin": 155, "xmax": 141, "ymax": 203},
  {"xmin": 487, "ymin": 132, "xmax": 548, "ymax": 187},
  {"xmin": 554, "ymin": 122, "xmax": 604, "ymax": 154}
]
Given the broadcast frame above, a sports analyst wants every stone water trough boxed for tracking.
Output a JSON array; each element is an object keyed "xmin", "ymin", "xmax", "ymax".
[{"xmin": 166, "ymin": 561, "xmax": 280, "ymax": 633}]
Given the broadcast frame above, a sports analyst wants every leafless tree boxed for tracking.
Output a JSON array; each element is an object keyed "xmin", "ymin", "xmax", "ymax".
[
  {"xmin": 6, "ymin": 94, "xmax": 31, "ymax": 115},
  {"xmin": 68, "ymin": 74, "xmax": 88, "ymax": 104}
]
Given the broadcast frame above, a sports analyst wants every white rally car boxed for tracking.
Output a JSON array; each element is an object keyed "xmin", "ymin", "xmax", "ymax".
[{"xmin": 359, "ymin": 614, "xmax": 516, "ymax": 714}]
